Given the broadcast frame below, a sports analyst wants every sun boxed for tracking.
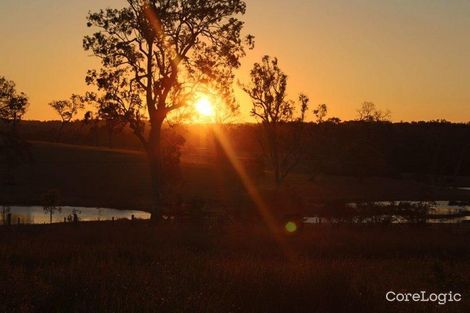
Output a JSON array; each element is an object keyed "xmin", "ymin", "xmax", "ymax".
[{"xmin": 195, "ymin": 96, "xmax": 215, "ymax": 118}]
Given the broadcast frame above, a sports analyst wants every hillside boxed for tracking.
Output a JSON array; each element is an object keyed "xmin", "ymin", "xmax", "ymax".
[{"xmin": 2, "ymin": 141, "xmax": 469, "ymax": 213}]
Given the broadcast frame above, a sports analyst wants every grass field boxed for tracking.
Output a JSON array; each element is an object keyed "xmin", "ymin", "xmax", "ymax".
[
  {"xmin": 0, "ymin": 222, "xmax": 469, "ymax": 313},
  {"xmin": 1, "ymin": 142, "xmax": 470, "ymax": 312},
  {"xmin": 1, "ymin": 141, "xmax": 469, "ymax": 214}
]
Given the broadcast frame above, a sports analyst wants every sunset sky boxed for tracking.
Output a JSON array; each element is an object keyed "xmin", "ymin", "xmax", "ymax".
[{"xmin": 1, "ymin": 0, "xmax": 469, "ymax": 122}]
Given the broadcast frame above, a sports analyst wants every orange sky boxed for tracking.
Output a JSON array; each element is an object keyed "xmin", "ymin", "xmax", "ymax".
[{"xmin": 1, "ymin": 0, "xmax": 469, "ymax": 122}]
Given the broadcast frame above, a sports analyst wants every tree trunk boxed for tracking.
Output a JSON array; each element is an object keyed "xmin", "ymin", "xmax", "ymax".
[
  {"xmin": 269, "ymin": 125, "xmax": 281, "ymax": 187},
  {"xmin": 56, "ymin": 123, "xmax": 65, "ymax": 142},
  {"xmin": 147, "ymin": 113, "xmax": 166, "ymax": 222}
]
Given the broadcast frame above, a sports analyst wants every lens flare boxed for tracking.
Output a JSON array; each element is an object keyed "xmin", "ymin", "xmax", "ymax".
[
  {"xmin": 211, "ymin": 124, "xmax": 295, "ymax": 260},
  {"xmin": 285, "ymin": 221, "xmax": 298, "ymax": 233}
]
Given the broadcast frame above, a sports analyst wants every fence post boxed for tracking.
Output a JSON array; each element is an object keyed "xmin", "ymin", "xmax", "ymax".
[{"xmin": 6, "ymin": 213, "xmax": 12, "ymax": 226}]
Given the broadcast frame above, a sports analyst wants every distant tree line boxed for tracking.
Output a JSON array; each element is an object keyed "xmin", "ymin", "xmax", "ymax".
[{"xmin": 14, "ymin": 120, "xmax": 470, "ymax": 180}]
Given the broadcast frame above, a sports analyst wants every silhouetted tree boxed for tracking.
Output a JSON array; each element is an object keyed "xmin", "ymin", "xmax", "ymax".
[
  {"xmin": 48, "ymin": 95, "xmax": 84, "ymax": 140},
  {"xmin": 326, "ymin": 117, "xmax": 341, "ymax": 124},
  {"xmin": 0, "ymin": 76, "xmax": 31, "ymax": 184},
  {"xmin": 83, "ymin": 0, "xmax": 252, "ymax": 220},
  {"xmin": 357, "ymin": 101, "xmax": 391, "ymax": 122},
  {"xmin": 0, "ymin": 76, "xmax": 29, "ymax": 129},
  {"xmin": 67, "ymin": 208, "xmax": 82, "ymax": 224},
  {"xmin": 1, "ymin": 206, "xmax": 10, "ymax": 225},
  {"xmin": 243, "ymin": 56, "xmax": 309, "ymax": 186},
  {"xmin": 314, "ymin": 104, "xmax": 328, "ymax": 123},
  {"xmin": 83, "ymin": 110, "xmax": 102, "ymax": 146},
  {"xmin": 42, "ymin": 190, "xmax": 62, "ymax": 224},
  {"xmin": 88, "ymin": 98, "xmax": 128, "ymax": 148}
]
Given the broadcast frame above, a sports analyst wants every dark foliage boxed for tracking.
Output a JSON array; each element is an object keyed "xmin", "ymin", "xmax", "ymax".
[{"xmin": 15, "ymin": 120, "xmax": 470, "ymax": 179}]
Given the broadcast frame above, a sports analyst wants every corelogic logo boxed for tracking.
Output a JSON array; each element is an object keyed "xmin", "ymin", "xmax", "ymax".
[{"xmin": 386, "ymin": 291, "xmax": 462, "ymax": 305}]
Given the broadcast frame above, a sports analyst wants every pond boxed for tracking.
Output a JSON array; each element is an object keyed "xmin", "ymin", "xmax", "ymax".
[
  {"xmin": 2, "ymin": 201, "xmax": 470, "ymax": 226},
  {"xmin": 304, "ymin": 201, "xmax": 470, "ymax": 224},
  {"xmin": 1, "ymin": 206, "xmax": 151, "ymax": 225}
]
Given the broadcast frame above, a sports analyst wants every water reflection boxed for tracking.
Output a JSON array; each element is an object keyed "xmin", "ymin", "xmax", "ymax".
[
  {"xmin": 1, "ymin": 206, "xmax": 150, "ymax": 225},
  {"xmin": 304, "ymin": 201, "xmax": 470, "ymax": 224}
]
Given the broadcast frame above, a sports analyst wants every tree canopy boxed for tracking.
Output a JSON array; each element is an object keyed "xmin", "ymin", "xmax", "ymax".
[
  {"xmin": 243, "ymin": 56, "xmax": 309, "ymax": 185},
  {"xmin": 0, "ymin": 76, "xmax": 29, "ymax": 125},
  {"xmin": 357, "ymin": 101, "xmax": 391, "ymax": 122},
  {"xmin": 243, "ymin": 56, "xmax": 294, "ymax": 125},
  {"xmin": 49, "ymin": 95, "xmax": 84, "ymax": 124},
  {"xmin": 83, "ymin": 0, "xmax": 253, "ymax": 216},
  {"xmin": 83, "ymin": 0, "xmax": 253, "ymax": 145}
]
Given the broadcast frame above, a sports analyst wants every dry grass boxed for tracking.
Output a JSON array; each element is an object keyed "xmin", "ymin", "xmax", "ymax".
[
  {"xmin": 1, "ymin": 142, "xmax": 470, "ymax": 312},
  {"xmin": 0, "ymin": 222, "xmax": 469, "ymax": 313}
]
